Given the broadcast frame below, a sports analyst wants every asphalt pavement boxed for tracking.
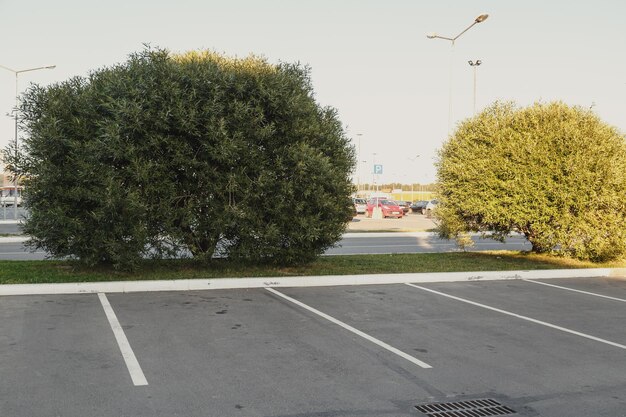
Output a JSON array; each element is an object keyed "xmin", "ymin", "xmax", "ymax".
[
  {"xmin": 2, "ymin": 276, "xmax": 626, "ymax": 416},
  {"xmin": 0, "ymin": 220, "xmax": 23, "ymax": 235},
  {"xmin": 2, "ymin": 213, "xmax": 624, "ymax": 416},
  {"xmin": 328, "ymin": 232, "xmax": 532, "ymax": 255},
  {"xmin": 0, "ymin": 213, "xmax": 531, "ymax": 260},
  {"xmin": 0, "ymin": 207, "xmax": 28, "ymax": 223}
]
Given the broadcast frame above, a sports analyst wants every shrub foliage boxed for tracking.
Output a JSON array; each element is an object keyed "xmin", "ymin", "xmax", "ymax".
[
  {"xmin": 436, "ymin": 101, "xmax": 626, "ymax": 262},
  {"xmin": 12, "ymin": 48, "xmax": 355, "ymax": 268}
]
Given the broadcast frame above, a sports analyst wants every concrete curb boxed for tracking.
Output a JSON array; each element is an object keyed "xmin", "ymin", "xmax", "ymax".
[
  {"xmin": 2, "ymin": 268, "xmax": 622, "ymax": 296},
  {"xmin": 0, "ymin": 236, "xmax": 28, "ymax": 243},
  {"xmin": 0, "ymin": 232, "xmax": 420, "ymax": 243},
  {"xmin": 342, "ymin": 232, "xmax": 526, "ymax": 238},
  {"xmin": 4, "ymin": 233, "xmax": 428, "ymax": 243},
  {"xmin": 0, "ymin": 231, "xmax": 525, "ymax": 243},
  {"xmin": 3, "ymin": 233, "xmax": 423, "ymax": 243}
]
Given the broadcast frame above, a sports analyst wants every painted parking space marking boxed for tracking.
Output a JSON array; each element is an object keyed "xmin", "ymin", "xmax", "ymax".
[
  {"xmin": 265, "ymin": 288, "xmax": 432, "ymax": 369},
  {"xmin": 523, "ymin": 279, "xmax": 626, "ymax": 303},
  {"xmin": 98, "ymin": 293, "xmax": 148, "ymax": 386},
  {"xmin": 405, "ymin": 283, "xmax": 626, "ymax": 351}
]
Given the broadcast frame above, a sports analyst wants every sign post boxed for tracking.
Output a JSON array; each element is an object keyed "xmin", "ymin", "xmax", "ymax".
[{"xmin": 371, "ymin": 164, "xmax": 384, "ymax": 218}]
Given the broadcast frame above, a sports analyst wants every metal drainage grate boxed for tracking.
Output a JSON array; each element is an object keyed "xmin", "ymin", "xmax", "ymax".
[{"xmin": 415, "ymin": 398, "xmax": 516, "ymax": 417}]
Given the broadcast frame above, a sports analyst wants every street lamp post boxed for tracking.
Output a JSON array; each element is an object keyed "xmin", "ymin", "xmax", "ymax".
[
  {"xmin": 371, "ymin": 152, "xmax": 384, "ymax": 219},
  {"xmin": 468, "ymin": 60, "xmax": 482, "ymax": 114},
  {"xmin": 427, "ymin": 14, "xmax": 489, "ymax": 133},
  {"xmin": 427, "ymin": 14, "xmax": 489, "ymax": 44},
  {"xmin": 356, "ymin": 133, "xmax": 363, "ymax": 194},
  {"xmin": 408, "ymin": 154, "xmax": 420, "ymax": 201},
  {"xmin": 0, "ymin": 64, "xmax": 56, "ymax": 219},
  {"xmin": 372, "ymin": 152, "xmax": 378, "ymax": 192},
  {"xmin": 361, "ymin": 160, "xmax": 368, "ymax": 193}
]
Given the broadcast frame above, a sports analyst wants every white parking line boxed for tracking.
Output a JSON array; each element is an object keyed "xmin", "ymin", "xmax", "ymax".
[
  {"xmin": 405, "ymin": 283, "xmax": 626, "ymax": 351},
  {"xmin": 265, "ymin": 288, "xmax": 432, "ymax": 369},
  {"xmin": 98, "ymin": 293, "xmax": 148, "ymax": 386},
  {"xmin": 523, "ymin": 279, "xmax": 626, "ymax": 303}
]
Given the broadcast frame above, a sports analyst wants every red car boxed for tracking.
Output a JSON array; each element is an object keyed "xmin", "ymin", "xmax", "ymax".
[{"xmin": 366, "ymin": 198, "xmax": 404, "ymax": 218}]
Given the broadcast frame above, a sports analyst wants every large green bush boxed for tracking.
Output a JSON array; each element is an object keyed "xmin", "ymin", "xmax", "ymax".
[
  {"xmin": 436, "ymin": 101, "xmax": 626, "ymax": 262},
  {"xmin": 12, "ymin": 48, "xmax": 355, "ymax": 268}
]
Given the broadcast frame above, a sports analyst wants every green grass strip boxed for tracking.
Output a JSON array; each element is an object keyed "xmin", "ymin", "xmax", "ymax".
[{"xmin": 1, "ymin": 251, "xmax": 623, "ymax": 285}]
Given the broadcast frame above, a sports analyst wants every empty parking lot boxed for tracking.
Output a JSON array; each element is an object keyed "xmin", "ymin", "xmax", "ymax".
[{"xmin": 1, "ymin": 276, "xmax": 626, "ymax": 416}]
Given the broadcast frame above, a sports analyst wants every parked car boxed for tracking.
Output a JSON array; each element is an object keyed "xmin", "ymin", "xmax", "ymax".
[
  {"xmin": 410, "ymin": 200, "xmax": 429, "ymax": 214},
  {"xmin": 424, "ymin": 199, "xmax": 439, "ymax": 217},
  {"xmin": 395, "ymin": 200, "xmax": 411, "ymax": 214},
  {"xmin": 366, "ymin": 198, "xmax": 404, "ymax": 218},
  {"xmin": 352, "ymin": 197, "xmax": 367, "ymax": 215},
  {"xmin": 0, "ymin": 186, "xmax": 23, "ymax": 207}
]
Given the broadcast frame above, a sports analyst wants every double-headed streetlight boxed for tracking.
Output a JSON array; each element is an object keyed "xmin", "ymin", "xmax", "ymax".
[
  {"xmin": 468, "ymin": 59, "xmax": 482, "ymax": 114},
  {"xmin": 427, "ymin": 14, "xmax": 489, "ymax": 44},
  {"xmin": 0, "ymin": 64, "xmax": 56, "ymax": 218},
  {"xmin": 427, "ymin": 14, "xmax": 489, "ymax": 132}
]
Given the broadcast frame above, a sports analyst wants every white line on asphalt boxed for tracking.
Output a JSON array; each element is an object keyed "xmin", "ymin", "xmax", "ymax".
[
  {"xmin": 405, "ymin": 283, "xmax": 626, "ymax": 351},
  {"xmin": 336, "ymin": 244, "xmax": 448, "ymax": 249},
  {"xmin": 335, "ymin": 243, "xmax": 528, "ymax": 249},
  {"xmin": 523, "ymin": 279, "xmax": 626, "ymax": 303},
  {"xmin": 265, "ymin": 287, "xmax": 432, "ymax": 369},
  {"xmin": 0, "ymin": 252, "xmax": 46, "ymax": 255},
  {"xmin": 323, "ymin": 252, "xmax": 439, "ymax": 256},
  {"xmin": 97, "ymin": 293, "xmax": 148, "ymax": 386}
]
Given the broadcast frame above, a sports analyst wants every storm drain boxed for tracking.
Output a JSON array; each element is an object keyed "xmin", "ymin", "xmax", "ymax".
[{"xmin": 415, "ymin": 398, "xmax": 516, "ymax": 417}]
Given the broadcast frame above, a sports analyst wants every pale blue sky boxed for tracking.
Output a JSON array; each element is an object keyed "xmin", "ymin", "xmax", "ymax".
[{"xmin": 1, "ymin": 0, "xmax": 625, "ymax": 184}]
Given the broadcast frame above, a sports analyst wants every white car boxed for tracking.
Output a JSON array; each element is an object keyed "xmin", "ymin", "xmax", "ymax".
[
  {"xmin": 425, "ymin": 199, "xmax": 438, "ymax": 217},
  {"xmin": 0, "ymin": 187, "xmax": 23, "ymax": 207},
  {"xmin": 353, "ymin": 198, "xmax": 367, "ymax": 214}
]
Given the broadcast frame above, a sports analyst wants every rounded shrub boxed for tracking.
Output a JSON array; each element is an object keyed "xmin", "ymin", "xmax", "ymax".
[
  {"xmin": 14, "ymin": 48, "xmax": 355, "ymax": 268},
  {"xmin": 436, "ymin": 101, "xmax": 626, "ymax": 262}
]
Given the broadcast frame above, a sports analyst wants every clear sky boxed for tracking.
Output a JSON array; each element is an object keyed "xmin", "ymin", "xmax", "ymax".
[{"xmin": 1, "ymin": 0, "xmax": 625, "ymax": 185}]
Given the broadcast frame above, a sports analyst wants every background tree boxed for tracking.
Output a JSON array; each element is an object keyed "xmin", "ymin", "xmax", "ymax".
[
  {"xmin": 12, "ymin": 47, "xmax": 355, "ymax": 268},
  {"xmin": 436, "ymin": 101, "xmax": 626, "ymax": 262}
]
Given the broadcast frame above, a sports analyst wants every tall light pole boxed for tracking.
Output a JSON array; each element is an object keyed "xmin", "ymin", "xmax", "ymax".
[
  {"xmin": 361, "ymin": 160, "xmax": 368, "ymax": 192},
  {"xmin": 427, "ymin": 14, "xmax": 489, "ymax": 133},
  {"xmin": 0, "ymin": 64, "xmax": 56, "ymax": 219},
  {"xmin": 408, "ymin": 154, "xmax": 420, "ymax": 201},
  {"xmin": 372, "ymin": 152, "xmax": 378, "ymax": 192},
  {"xmin": 468, "ymin": 60, "xmax": 482, "ymax": 114},
  {"xmin": 371, "ymin": 152, "xmax": 383, "ymax": 218},
  {"xmin": 356, "ymin": 133, "xmax": 363, "ymax": 194}
]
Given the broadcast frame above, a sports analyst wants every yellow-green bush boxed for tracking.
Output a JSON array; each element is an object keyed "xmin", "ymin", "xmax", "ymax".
[{"xmin": 437, "ymin": 101, "xmax": 626, "ymax": 261}]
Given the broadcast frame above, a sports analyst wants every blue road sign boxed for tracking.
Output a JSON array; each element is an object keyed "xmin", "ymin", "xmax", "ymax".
[{"xmin": 374, "ymin": 164, "xmax": 383, "ymax": 174}]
